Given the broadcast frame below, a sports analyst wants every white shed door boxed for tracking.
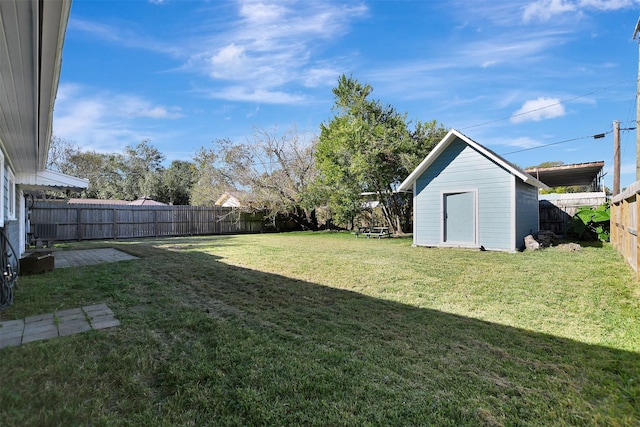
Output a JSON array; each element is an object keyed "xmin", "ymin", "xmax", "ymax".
[{"xmin": 443, "ymin": 191, "xmax": 476, "ymax": 244}]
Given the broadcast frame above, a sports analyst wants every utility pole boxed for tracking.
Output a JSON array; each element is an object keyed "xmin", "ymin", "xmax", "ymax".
[
  {"xmin": 614, "ymin": 120, "xmax": 620, "ymax": 195},
  {"xmin": 634, "ymin": 18, "xmax": 640, "ymax": 180}
]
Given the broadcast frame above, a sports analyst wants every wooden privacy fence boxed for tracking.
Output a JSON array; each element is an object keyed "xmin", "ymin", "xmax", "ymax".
[
  {"xmin": 29, "ymin": 202, "xmax": 265, "ymax": 242},
  {"xmin": 538, "ymin": 193, "xmax": 608, "ymax": 235},
  {"xmin": 611, "ymin": 181, "xmax": 640, "ymax": 280}
]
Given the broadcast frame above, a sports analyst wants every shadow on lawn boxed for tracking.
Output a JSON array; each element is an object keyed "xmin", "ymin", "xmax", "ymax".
[{"xmin": 2, "ymin": 240, "xmax": 639, "ymax": 426}]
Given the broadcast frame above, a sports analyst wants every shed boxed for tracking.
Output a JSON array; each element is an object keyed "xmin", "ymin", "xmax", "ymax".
[{"xmin": 398, "ymin": 129, "xmax": 548, "ymax": 252}]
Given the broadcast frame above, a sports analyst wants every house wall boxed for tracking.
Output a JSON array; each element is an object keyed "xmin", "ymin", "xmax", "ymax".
[
  {"xmin": 2, "ymin": 153, "xmax": 23, "ymax": 258},
  {"xmin": 413, "ymin": 137, "xmax": 514, "ymax": 251},
  {"xmin": 515, "ymin": 179, "xmax": 540, "ymax": 250}
]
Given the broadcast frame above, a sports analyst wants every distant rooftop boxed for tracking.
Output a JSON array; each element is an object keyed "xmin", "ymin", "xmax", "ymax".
[
  {"xmin": 524, "ymin": 161, "xmax": 604, "ymax": 188},
  {"xmin": 68, "ymin": 198, "xmax": 129, "ymax": 205}
]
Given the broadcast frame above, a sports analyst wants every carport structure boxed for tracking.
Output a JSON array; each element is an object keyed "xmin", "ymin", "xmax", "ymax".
[{"xmin": 524, "ymin": 161, "xmax": 605, "ymax": 190}]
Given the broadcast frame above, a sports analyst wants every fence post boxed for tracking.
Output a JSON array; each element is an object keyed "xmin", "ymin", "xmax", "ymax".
[
  {"xmin": 637, "ymin": 194, "xmax": 640, "ymax": 281},
  {"xmin": 112, "ymin": 208, "xmax": 117, "ymax": 240},
  {"xmin": 154, "ymin": 209, "xmax": 158, "ymax": 238},
  {"xmin": 611, "ymin": 202, "xmax": 617, "ymax": 249},
  {"xmin": 76, "ymin": 207, "xmax": 82, "ymax": 241}
]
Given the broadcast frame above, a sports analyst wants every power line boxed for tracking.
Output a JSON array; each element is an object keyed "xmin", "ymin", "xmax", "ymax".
[
  {"xmin": 460, "ymin": 80, "xmax": 631, "ymax": 131},
  {"xmin": 500, "ymin": 131, "xmax": 612, "ymax": 156}
]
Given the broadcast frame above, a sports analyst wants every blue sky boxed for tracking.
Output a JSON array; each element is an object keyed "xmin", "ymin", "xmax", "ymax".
[{"xmin": 53, "ymin": 0, "xmax": 640, "ymax": 189}]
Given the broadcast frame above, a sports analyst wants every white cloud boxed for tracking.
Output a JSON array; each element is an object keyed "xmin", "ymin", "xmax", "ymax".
[
  {"xmin": 68, "ymin": 18, "xmax": 181, "ymax": 57},
  {"xmin": 523, "ymin": 0, "xmax": 576, "ymax": 22},
  {"xmin": 190, "ymin": 1, "xmax": 368, "ymax": 102},
  {"xmin": 240, "ymin": 2, "xmax": 287, "ymax": 22},
  {"xmin": 209, "ymin": 86, "xmax": 306, "ymax": 104},
  {"xmin": 301, "ymin": 67, "xmax": 342, "ymax": 88},
  {"xmin": 522, "ymin": 0, "xmax": 640, "ymax": 22},
  {"xmin": 510, "ymin": 97, "xmax": 566, "ymax": 123},
  {"xmin": 508, "ymin": 136, "xmax": 544, "ymax": 149},
  {"xmin": 461, "ymin": 32, "xmax": 567, "ymax": 68},
  {"xmin": 209, "ymin": 44, "xmax": 249, "ymax": 79},
  {"xmin": 68, "ymin": 2, "xmax": 368, "ymax": 105},
  {"xmin": 138, "ymin": 106, "xmax": 184, "ymax": 119},
  {"xmin": 53, "ymin": 84, "xmax": 183, "ymax": 151}
]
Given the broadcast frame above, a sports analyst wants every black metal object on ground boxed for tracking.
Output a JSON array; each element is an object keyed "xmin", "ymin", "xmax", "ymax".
[{"xmin": 0, "ymin": 228, "xmax": 19, "ymax": 309}]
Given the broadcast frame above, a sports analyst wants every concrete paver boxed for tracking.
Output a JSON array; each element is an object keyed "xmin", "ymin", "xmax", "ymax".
[
  {"xmin": 54, "ymin": 249, "xmax": 137, "ymax": 269},
  {"xmin": 0, "ymin": 249, "xmax": 131, "ymax": 349},
  {"xmin": 0, "ymin": 304, "xmax": 119, "ymax": 349}
]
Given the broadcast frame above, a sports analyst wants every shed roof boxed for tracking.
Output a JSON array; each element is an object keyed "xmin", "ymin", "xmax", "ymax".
[
  {"xmin": 398, "ymin": 129, "xmax": 548, "ymax": 192},
  {"xmin": 523, "ymin": 161, "xmax": 604, "ymax": 188}
]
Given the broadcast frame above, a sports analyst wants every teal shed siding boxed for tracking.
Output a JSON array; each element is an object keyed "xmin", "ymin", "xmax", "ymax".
[
  {"xmin": 515, "ymin": 179, "xmax": 540, "ymax": 250},
  {"xmin": 412, "ymin": 136, "xmax": 540, "ymax": 251}
]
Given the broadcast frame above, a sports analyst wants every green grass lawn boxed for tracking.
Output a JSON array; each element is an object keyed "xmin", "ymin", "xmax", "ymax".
[{"xmin": 1, "ymin": 232, "xmax": 639, "ymax": 426}]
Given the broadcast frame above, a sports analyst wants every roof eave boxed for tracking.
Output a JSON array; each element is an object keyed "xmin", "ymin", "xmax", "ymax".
[
  {"xmin": 16, "ymin": 169, "xmax": 89, "ymax": 191},
  {"xmin": 37, "ymin": 0, "xmax": 72, "ymax": 170}
]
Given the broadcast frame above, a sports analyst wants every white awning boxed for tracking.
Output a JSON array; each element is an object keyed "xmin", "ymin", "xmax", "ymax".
[{"xmin": 16, "ymin": 169, "xmax": 89, "ymax": 191}]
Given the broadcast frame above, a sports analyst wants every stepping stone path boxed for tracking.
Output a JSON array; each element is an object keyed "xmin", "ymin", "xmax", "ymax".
[{"xmin": 0, "ymin": 304, "xmax": 119, "ymax": 349}]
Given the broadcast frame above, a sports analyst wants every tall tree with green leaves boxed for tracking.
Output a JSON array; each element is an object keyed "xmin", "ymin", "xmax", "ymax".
[
  {"xmin": 47, "ymin": 136, "xmax": 126, "ymax": 199},
  {"xmin": 120, "ymin": 139, "xmax": 165, "ymax": 200},
  {"xmin": 47, "ymin": 136, "xmax": 174, "ymax": 201},
  {"xmin": 317, "ymin": 74, "xmax": 447, "ymax": 232},
  {"xmin": 163, "ymin": 160, "xmax": 197, "ymax": 205}
]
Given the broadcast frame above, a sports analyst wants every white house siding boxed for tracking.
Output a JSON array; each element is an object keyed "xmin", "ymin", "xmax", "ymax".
[
  {"xmin": 414, "ymin": 137, "xmax": 514, "ymax": 250},
  {"xmin": 1, "ymin": 160, "xmax": 21, "ymax": 256},
  {"xmin": 2, "ymin": 163, "xmax": 7, "ymax": 221},
  {"xmin": 515, "ymin": 179, "xmax": 540, "ymax": 250}
]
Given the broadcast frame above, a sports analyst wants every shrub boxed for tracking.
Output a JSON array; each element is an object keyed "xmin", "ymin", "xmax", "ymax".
[{"xmin": 567, "ymin": 203, "xmax": 610, "ymax": 242}]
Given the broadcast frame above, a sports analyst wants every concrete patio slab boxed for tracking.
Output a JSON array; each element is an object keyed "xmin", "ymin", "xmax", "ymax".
[
  {"xmin": 0, "ymin": 304, "xmax": 119, "ymax": 349},
  {"xmin": 53, "ymin": 248, "xmax": 138, "ymax": 269}
]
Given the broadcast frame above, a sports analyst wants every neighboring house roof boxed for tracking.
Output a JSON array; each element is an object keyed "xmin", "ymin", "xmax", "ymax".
[
  {"xmin": 127, "ymin": 197, "xmax": 167, "ymax": 206},
  {"xmin": 67, "ymin": 197, "xmax": 167, "ymax": 206},
  {"xmin": 398, "ymin": 129, "xmax": 548, "ymax": 192},
  {"xmin": 524, "ymin": 161, "xmax": 604, "ymax": 188},
  {"xmin": 214, "ymin": 191, "xmax": 255, "ymax": 207},
  {"xmin": 68, "ymin": 198, "xmax": 130, "ymax": 205}
]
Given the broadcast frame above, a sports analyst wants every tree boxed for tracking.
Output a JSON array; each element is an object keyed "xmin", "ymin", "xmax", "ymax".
[
  {"xmin": 190, "ymin": 144, "xmax": 234, "ymax": 206},
  {"xmin": 47, "ymin": 135, "xmax": 126, "ymax": 199},
  {"xmin": 120, "ymin": 139, "xmax": 165, "ymax": 200},
  {"xmin": 191, "ymin": 127, "xmax": 321, "ymax": 230},
  {"xmin": 164, "ymin": 160, "xmax": 197, "ymax": 205},
  {"xmin": 47, "ymin": 136, "xmax": 178, "ymax": 201},
  {"xmin": 317, "ymin": 74, "xmax": 447, "ymax": 232},
  {"xmin": 526, "ymin": 161, "xmax": 565, "ymax": 169}
]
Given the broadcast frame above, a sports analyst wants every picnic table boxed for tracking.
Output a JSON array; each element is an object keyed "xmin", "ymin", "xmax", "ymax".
[{"xmin": 354, "ymin": 226, "xmax": 391, "ymax": 239}]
